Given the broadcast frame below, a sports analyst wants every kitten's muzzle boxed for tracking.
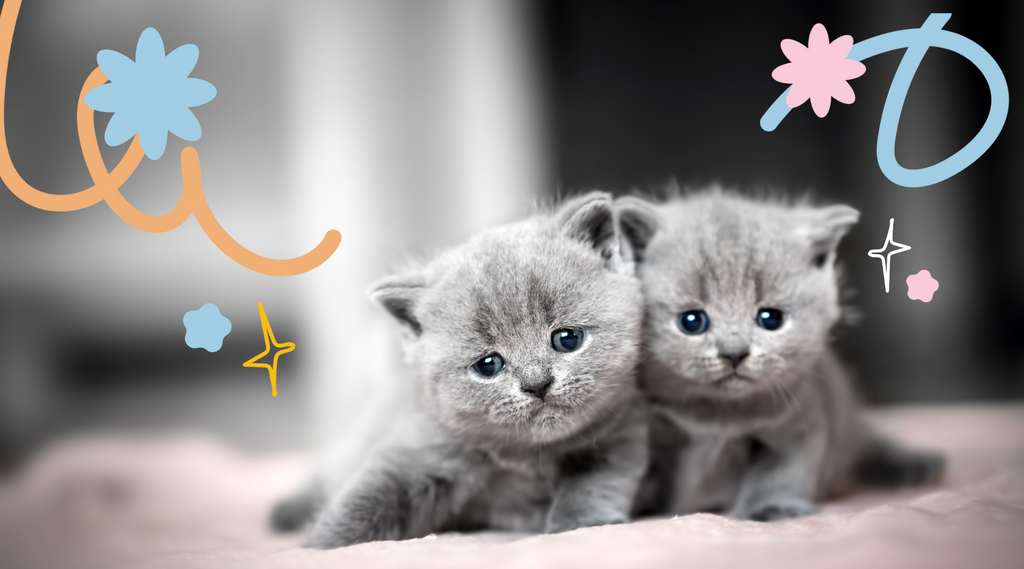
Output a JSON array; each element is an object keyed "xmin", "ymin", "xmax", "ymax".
[
  {"xmin": 716, "ymin": 334, "xmax": 751, "ymax": 369},
  {"xmin": 719, "ymin": 348, "xmax": 750, "ymax": 368},
  {"xmin": 520, "ymin": 374, "xmax": 553, "ymax": 401}
]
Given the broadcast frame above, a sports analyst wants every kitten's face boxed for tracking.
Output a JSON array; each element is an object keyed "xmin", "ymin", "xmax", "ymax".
[
  {"xmin": 372, "ymin": 194, "xmax": 643, "ymax": 445},
  {"xmin": 620, "ymin": 193, "xmax": 857, "ymax": 401}
]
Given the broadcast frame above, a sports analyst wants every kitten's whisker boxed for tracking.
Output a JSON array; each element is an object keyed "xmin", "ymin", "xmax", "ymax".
[{"xmin": 779, "ymin": 381, "xmax": 803, "ymax": 417}]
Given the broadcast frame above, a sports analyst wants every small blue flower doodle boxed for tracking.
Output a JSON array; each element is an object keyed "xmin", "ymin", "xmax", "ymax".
[
  {"xmin": 84, "ymin": 27, "xmax": 217, "ymax": 160},
  {"xmin": 183, "ymin": 303, "xmax": 233, "ymax": 353}
]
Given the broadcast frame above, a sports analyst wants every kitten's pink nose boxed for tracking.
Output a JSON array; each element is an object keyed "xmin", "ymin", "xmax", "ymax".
[{"xmin": 521, "ymin": 376, "xmax": 553, "ymax": 400}]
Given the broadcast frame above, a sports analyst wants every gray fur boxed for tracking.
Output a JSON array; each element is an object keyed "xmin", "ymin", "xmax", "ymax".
[
  {"xmin": 273, "ymin": 192, "xmax": 650, "ymax": 547},
  {"xmin": 619, "ymin": 188, "xmax": 943, "ymax": 521}
]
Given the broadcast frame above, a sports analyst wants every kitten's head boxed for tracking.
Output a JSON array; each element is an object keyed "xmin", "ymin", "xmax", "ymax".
[
  {"xmin": 370, "ymin": 192, "xmax": 643, "ymax": 446},
  {"xmin": 617, "ymin": 190, "xmax": 858, "ymax": 401}
]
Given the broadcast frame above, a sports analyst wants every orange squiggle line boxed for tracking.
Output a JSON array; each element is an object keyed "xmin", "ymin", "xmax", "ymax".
[
  {"xmin": 0, "ymin": 0, "xmax": 341, "ymax": 276},
  {"xmin": 182, "ymin": 148, "xmax": 342, "ymax": 277},
  {"xmin": 77, "ymin": 68, "xmax": 189, "ymax": 232}
]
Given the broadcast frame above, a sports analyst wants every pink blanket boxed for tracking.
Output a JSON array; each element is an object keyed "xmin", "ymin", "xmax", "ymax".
[{"xmin": 3, "ymin": 405, "xmax": 1023, "ymax": 569}]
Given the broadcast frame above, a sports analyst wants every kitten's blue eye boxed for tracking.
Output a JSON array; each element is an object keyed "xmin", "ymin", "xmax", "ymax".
[
  {"xmin": 552, "ymin": 328, "xmax": 585, "ymax": 353},
  {"xmin": 471, "ymin": 354, "xmax": 505, "ymax": 378},
  {"xmin": 756, "ymin": 308, "xmax": 785, "ymax": 331},
  {"xmin": 676, "ymin": 310, "xmax": 709, "ymax": 335}
]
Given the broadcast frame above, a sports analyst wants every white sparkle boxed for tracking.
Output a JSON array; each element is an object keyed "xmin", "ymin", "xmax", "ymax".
[{"xmin": 867, "ymin": 218, "xmax": 912, "ymax": 293}]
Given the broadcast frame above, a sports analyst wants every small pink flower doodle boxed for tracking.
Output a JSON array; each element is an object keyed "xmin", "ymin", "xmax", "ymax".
[
  {"xmin": 906, "ymin": 270, "xmax": 939, "ymax": 303},
  {"xmin": 772, "ymin": 23, "xmax": 867, "ymax": 118}
]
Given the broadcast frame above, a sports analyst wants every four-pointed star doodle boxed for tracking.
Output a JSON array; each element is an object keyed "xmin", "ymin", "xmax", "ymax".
[
  {"xmin": 243, "ymin": 302, "xmax": 295, "ymax": 397},
  {"xmin": 867, "ymin": 218, "xmax": 912, "ymax": 293}
]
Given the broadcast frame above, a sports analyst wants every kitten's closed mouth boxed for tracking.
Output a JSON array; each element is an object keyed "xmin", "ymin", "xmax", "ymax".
[
  {"xmin": 527, "ymin": 398, "xmax": 584, "ymax": 424},
  {"xmin": 527, "ymin": 397, "xmax": 570, "ymax": 413},
  {"xmin": 713, "ymin": 373, "xmax": 754, "ymax": 389}
]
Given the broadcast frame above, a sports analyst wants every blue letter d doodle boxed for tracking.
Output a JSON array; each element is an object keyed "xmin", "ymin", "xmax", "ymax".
[{"xmin": 761, "ymin": 14, "xmax": 1009, "ymax": 188}]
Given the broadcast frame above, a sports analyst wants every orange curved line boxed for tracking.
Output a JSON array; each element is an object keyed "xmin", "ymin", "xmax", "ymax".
[
  {"xmin": 78, "ymin": 67, "xmax": 118, "ymax": 184},
  {"xmin": 181, "ymin": 147, "xmax": 342, "ymax": 276},
  {"xmin": 77, "ymin": 67, "xmax": 147, "ymax": 195},
  {"xmin": 0, "ymin": 0, "xmax": 341, "ymax": 275},
  {"xmin": 0, "ymin": 0, "xmax": 142, "ymax": 212},
  {"xmin": 78, "ymin": 68, "xmax": 193, "ymax": 233},
  {"xmin": 102, "ymin": 165, "xmax": 197, "ymax": 233}
]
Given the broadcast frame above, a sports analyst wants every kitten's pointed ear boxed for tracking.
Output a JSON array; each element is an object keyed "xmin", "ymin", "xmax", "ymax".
[
  {"xmin": 557, "ymin": 192, "xmax": 629, "ymax": 273},
  {"xmin": 615, "ymin": 195, "xmax": 662, "ymax": 264},
  {"xmin": 799, "ymin": 204, "xmax": 860, "ymax": 268},
  {"xmin": 367, "ymin": 272, "xmax": 427, "ymax": 335}
]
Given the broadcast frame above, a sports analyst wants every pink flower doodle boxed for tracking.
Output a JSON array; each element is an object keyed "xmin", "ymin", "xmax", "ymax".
[
  {"xmin": 772, "ymin": 24, "xmax": 866, "ymax": 118},
  {"xmin": 906, "ymin": 270, "xmax": 940, "ymax": 303}
]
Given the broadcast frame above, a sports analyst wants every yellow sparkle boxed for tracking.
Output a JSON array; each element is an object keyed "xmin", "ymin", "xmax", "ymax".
[{"xmin": 242, "ymin": 302, "xmax": 295, "ymax": 397}]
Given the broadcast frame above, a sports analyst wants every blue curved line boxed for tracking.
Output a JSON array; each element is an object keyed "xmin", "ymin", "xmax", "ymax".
[{"xmin": 760, "ymin": 13, "xmax": 1009, "ymax": 188}]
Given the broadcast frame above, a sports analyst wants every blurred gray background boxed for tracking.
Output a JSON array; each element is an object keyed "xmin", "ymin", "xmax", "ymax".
[{"xmin": 0, "ymin": 0, "xmax": 1021, "ymax": 468}]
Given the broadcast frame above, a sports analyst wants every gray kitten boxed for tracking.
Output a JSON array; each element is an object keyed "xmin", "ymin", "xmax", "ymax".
[
  {"xmin": 272, "ymin": 192, "xmax": 649, "ymax": 547},
  {"xmin": 618, "ymin": 189, "xmax": 943, "ymax": 521}
]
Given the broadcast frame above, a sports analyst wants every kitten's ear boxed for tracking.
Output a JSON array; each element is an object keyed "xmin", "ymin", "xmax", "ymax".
[
  {"xmin": 615, "ymin": 195, "xmax": 662, "ymax": 264},
  {"xmin": 557, "ymin": 191, "xmax": 630, "ymax": 273},
  {"xmin": 799, "ymin": 204, "xmax": 860, "ymax": 268},
  {"xmin": 367, "ymin": 272, "xmax": 427, "ymax": 336}
]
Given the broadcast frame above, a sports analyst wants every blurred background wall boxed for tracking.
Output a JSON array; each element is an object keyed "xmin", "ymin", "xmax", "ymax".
[
  {"xmin": 0, "ymin": 0, "xmax": 1020, "ymax": 468},
  {"xmin": 539, "ymin": 0, "xmax": 1024, "ymax": 405}
]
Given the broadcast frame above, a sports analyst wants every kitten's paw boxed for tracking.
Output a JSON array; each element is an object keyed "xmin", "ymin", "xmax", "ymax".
[
  {"xmin": 856, "ymin": 445, "xmax": 945, "ymax": 487},
  {"xmin": 545, "ymin": 513, "xmax": 627, "ymax": 534},
  {"xmin": 300, "ymin": 492, "xmax": 408, "ymax": 548},
  {"xmin": 302, "ymin": 527, "xmax": 357, "ymax": 549},
  {"xmin": 301, "ymin": 517, "xmax": 383, "ymax": 549},
  {"xmin": 269, "ymin": 494, "xmax": 318, "ymax": 533},
  {"xmin": 745, "ymin": 498, "xmax": 818, "ymax": 522}
]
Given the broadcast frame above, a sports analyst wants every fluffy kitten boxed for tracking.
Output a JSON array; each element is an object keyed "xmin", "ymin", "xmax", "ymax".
[
  {"xmin": 272, "ymin": 192, "xmax": 649, "ymax": 547},
  {"xmin": 618, "ymin": 189, "xmax": 943, "ymax": 521}
]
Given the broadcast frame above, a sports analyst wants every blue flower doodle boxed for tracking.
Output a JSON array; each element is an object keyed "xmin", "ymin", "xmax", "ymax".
[
  {"xmin": 183, "ymin": 303, "xmax": 233, "ymax": 352},
  {"xmin": 762, "ymin": 14, "xmax": 1009, "ymax": 188},
  {"xmin": 84, "ymin": 28, "xmax": 217, "ymax": 160}
]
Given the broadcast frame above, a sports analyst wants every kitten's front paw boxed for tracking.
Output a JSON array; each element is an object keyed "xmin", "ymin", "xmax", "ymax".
[
  {"xmin": 302, "ymin": 525, "xmax": 359, "ymax": 550},
  {"xmin": 745, "ymin": 498, "xmax": 818, "ymax": 522},
  {"xmin": 301, "ymin": 511, "xmax": 402, "ymax": 549},
  {"xmin": 545, "ymin": 513, "xmax": 627, "ymax": 534},
  {"xmin": 907, "ymin": 451, "xmax": 945, "ymax": 485},
  {"xmin": 300, "ymin": 487, "xmax": 408, "ymax": 549},
  {"xmin": 857, "ymin": 447, "xmax": 945, "ymax": 487},
  {"xmin": 270, "ymin": 494, "xmax": 318, "ymax": 533},
  {"xmin": 302, "ymin": 517, "xmax": 389, "ymax": 549}
]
